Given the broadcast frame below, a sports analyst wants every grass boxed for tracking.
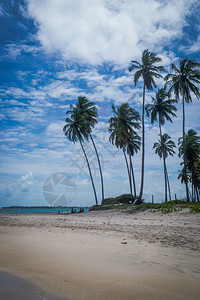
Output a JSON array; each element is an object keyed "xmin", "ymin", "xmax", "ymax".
[{"xmin": 91, "ymin": 198, "xmax": 200, "ymax": 214}]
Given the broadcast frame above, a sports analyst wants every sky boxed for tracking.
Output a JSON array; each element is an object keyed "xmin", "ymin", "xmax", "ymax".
[{"xmin": 0, "ymin": 0, "xmax": 200, "ymax": 207}]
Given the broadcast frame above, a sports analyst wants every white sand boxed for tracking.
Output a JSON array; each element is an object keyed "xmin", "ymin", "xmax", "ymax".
[{"xmin": 0, "ymin": 209, "xmax": 200, "ymax": 299}]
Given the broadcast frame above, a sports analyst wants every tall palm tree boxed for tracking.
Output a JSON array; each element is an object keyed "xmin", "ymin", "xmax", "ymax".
[
  {"xmin": 153, "ymin": 133, "xmax": 176, "ymax": 202},
  {"xmin": 145, "ymin": 88, "xmax": 177, "ymax": 201},
  {"xmin": 165, "ymin": 58, "xmax": 200, "ymax": 201},
  {"xmin": 129, "ymin": 49, "xmax": 164, "ymax": 200},
  {"xmin": 178, "ymin": 129, "xmax": 200, "ymax": 202},
  {"xmin": 109, "ymin": 103, "xmax": 141, "ymax": 196},
  {"xmin": 73, "ymin": 96, "xmax": 104, "ymax": 203},
  {"xmin": 63, "ymin": 105, "xmax": 98, "ymax": 205}
]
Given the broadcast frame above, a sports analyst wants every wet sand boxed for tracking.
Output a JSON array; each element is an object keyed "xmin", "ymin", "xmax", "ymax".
[
  {"xmin": 0, "ymin": 209, "xmax": 200, "ymax": 299},
  {"xmin": 0, "ymin": 271, "xmax": 63, "ymax": 300}
]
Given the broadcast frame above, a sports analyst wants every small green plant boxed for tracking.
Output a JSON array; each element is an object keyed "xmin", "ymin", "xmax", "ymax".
[
  {"xmin": 190, "ymin": 204, "xmax": 200, "ymax": 213},
  {"xmin": 161, "ymin": 207, "xmax": 173, "ymax": 214}
]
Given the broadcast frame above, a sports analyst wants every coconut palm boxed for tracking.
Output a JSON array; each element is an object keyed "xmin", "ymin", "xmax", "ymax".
[
  {"xmin": 178, "ymin": 129, "xmax": 200, "ymax": 202},
  {"xmin": 165, "ymin": 58, "xmax": 200, "ymax": 201},
  {"xmin": 129, "ymin": 49, "xmax": 164, "ymax": 200},
  {"xmin": 153, "ymin": 133, "xmax": 176, "ymax": 202},
  {"xmin": 109, "ymin": 103, "xmax": 141, "ymax": 196},
  {"xmin": 73, "ymin": 96, "xmax": 104, "ymax": 203},
  {"xmin": 145, "ymin": 88, "xmax": 177, "ymax": 201},
  {"xmin": 63, "ymin": 105, "xmax": 98, "ymax": 205}
]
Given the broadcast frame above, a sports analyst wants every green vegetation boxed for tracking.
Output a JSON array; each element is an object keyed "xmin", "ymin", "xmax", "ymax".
[
  {"xmin": 102, "ymin": 194, "xmax": 135, "ymax": 205},
  {"xmin": 90, "ymin": 198, "xmax": 200, "ymax": 214}
]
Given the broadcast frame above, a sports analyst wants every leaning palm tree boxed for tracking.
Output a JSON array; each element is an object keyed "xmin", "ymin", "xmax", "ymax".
[
  {"xmin": 178, "ymin": 129, "xmax": 200, "ymax": 202},
  {"xmin": 63, "ymin": 106, "xmax": 98, "ymax": 205},
  {"xmin": 73, "ymin": 96, "xmax": 104, "ymax": 203},
  {"xmin": 145, "ymin": 88, "xmax": 177, "ymax": 200},
  {"xmin": 129, "ymin": 49, "xmax": 164, "ymax": 200},
  {"xmin": 153, "ymin": 133, "xmax": 176, "ymax": 202},
  {"xmin": 109, "ymin": 103, "xmax": 141, "ymax": 195},
  {"xmin": 165, "ymin": 58, "xmax": 200, "ymax": 201}
]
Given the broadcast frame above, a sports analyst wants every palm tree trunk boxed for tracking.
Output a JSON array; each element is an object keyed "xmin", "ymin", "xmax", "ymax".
[
  {"xmin": 129, "ymin": 153, "xmax": 136, "ymax": 198},
  {"xmin": 192, "ymin": 183, "xmax": 194, "ymax": 202},
  {"xmin": 159, "ymin": 119, "xmax": 167, "ymax": 202},
  {"xmin": 123, "ymin": 148, "xmax": 132, "ymax": 195},
  {"xmin": 79, "ymin": 137, "xmax": 98, "ymax": 205},
  {"xmin": 191, "ymin": 164, "xmax": 199, "ymax": 202},
  {"xmin": 163, "ymin": 155, "xmax": 168, "ymax": 202},
  {"xmin": 182, "ymin": 98, "xmax": 190, "ymax": 202},
  {"xmin": 89, "ymin": 134, "xmax": 104, "ymax": 204},
  {"xmin": 195, "ymin": 186, "xmax": 200, "ymax": 203},
  {"xmin": 139, "ymin": 82, "xmax": 145, "ymax": 200},
  {"xmin": 166, "ymin": 168, "xmax": 172, "ymax": 201}
]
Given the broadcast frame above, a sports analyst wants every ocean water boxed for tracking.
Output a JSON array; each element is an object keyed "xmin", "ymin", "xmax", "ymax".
[{"xmin": 0, "ymin": 207, "xmax": 89, "ymax": 214}]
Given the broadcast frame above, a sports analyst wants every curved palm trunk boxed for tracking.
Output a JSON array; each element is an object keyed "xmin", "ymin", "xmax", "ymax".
[
  {"xmin": 79, "ymin": 137, "xmax": 98, "ymax": 205},
  {"xmin": 123, "ymin": 148, "xmax": 132, "ymax": 195},
  {"xmin": 182, "ymin": 98, "xmax": 190, "ymax": 202},
  {"xmin": 89, "ymin": 134, "xmax": 104, "ymax": 204},
  {"xmin": 139, "ymin": 82, "xmax": 145, "ymax": 200},
  {"xmin": 129, "ymin": 154, "xmax": 137, "ymax": 198},
  {"xmin": 159, "ymin": 119, "xmax": 167, "ymax": 202}
]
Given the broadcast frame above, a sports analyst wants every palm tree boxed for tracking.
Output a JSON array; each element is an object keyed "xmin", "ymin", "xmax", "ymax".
[
  {"xmin": 178, "ymin": 129, "xmax": 200, "ymax": 202},
  {"xmin": 153, "ymin": 133, "xmax": 176, "ymax": 202},
  {"xmin": 145, "ymin": 88, "xmax": 177, "ymax": 201},
  {"xmin": 109, "ymin": 103, "xmax": 141, "ymax": 196},
  {"xmin": 73, "ymin": 96, "xmax": 104, "ymax": 203},
  {"xmin": 165, "ymin": 58, "xmax": 200, "ymax": 201},
  {"xmin": 129, "ymin": 49, "xmax": 164, "ymax": 200},
  {"xmin": 63, "ymin": 105, "xmax": 98, "ymax": 205},
  {"xmin": 127, "ymin": 135, "xmax": 141, "ymax": 198}
]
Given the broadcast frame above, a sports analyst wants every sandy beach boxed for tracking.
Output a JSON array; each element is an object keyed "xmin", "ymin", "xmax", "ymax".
[{"xmin": 0, "ymin": 209, "xmax": 200, "ymax": 299}]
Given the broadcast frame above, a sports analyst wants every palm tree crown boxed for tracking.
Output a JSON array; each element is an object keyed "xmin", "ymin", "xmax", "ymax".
[
  {"xmin": 63, "ymin": 108, "xmax": 89, "ymax": 143},
  {"xmin": 178, "ymin": 129, "xmax": 200, "ymax": 164},
  {"xmin": 128, "ymin": 49, "xmax": 165, "ymax": 90},
  {"xmin": 153, "ymin": 133, "xmax": 176, "ymax": 159},
  {"xmin": 109, "ymin": 103, "xmax": 141, "ymax": 148},
  {"xmin": 145, "ymin": 88, "xmax": 177, "ymax": 126},
  {"xmin": 165, "ymin": 58, "xmax": 200, "ymax": 102}
]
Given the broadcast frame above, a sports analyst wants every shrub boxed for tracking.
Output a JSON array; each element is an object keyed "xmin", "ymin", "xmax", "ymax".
[
  {"xmin": 190, "ymin": 204, "xmax": 200, "ymax": 213},
  {"xmin": 102, "ymin": 194, "xmax": 134, "ymax": 205}
]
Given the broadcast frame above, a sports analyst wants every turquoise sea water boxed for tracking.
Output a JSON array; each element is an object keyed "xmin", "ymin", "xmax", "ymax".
[{"xmin": 0, "ymin": 207, "xmax": 89, "ymax": 214}]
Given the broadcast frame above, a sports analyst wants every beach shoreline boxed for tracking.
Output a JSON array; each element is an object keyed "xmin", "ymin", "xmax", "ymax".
[{"xmin": 0, "ymin": 209, "xmax": 200, "ymax": 299}]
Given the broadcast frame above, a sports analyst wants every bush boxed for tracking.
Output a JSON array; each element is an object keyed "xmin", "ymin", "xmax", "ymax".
[
  {"xmin": 102, "ymin": 194, "xmax": 134, "ymax": 205},
  {"xmin": 190, "ymin": 204, "xmax": 200, "ymax": 213}
]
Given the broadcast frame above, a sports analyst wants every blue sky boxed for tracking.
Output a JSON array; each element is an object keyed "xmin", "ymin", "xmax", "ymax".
[{"xmin": 0, "ymin": 0, "xmax": 200, "ymax": 207}]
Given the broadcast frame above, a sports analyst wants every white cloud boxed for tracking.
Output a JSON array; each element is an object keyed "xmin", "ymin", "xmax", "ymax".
[
  {"xmin": 27, "ymin": 0, "xmax": 196, "ymax": 65},
  {"xmin": 18, "ymin": 171, "xmax": 34, "ymax": 191},
  {"xmin": 7, "ymin": 44, "xmax": 40, "ymax": 59},
  {"xmin": 0, "ymin": 114, "xmax": 5, "ymax": 120}
]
